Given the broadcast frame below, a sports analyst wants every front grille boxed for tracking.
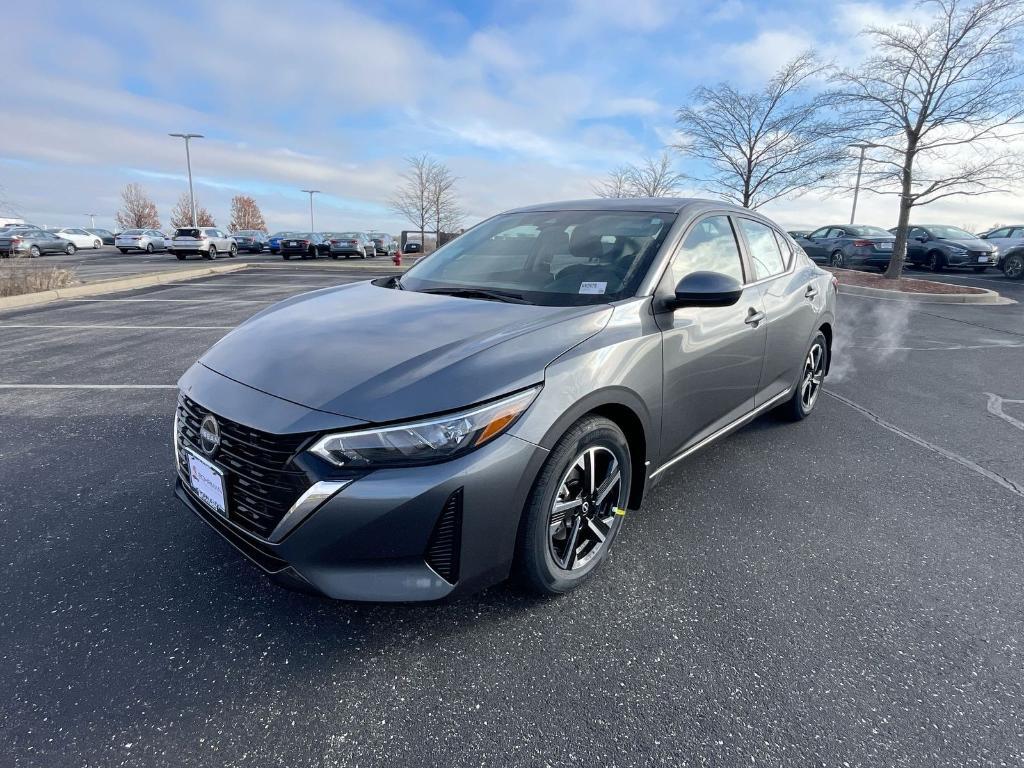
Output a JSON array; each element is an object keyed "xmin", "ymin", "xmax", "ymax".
[
  {"xmin": 425, "ymin": 488, "xmax": 463, "ymax": 583},
  {"xmin": 176, "ymin": 395, "xmax": 312, "ymax": 539}
]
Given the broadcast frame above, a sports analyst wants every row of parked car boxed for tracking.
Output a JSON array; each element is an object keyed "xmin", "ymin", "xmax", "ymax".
[
  {"xmin": 0, "ymin": 222, "xmax": 421, "ymax": 261},
  {"xmin": 786, "ymin": 224, "xmax": 1024, "ymax": 279}
]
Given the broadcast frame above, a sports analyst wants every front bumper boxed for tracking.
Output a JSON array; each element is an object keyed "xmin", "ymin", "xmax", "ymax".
[
  {"xmin": 945, "ymin": 250, "xmax": 996, "ymax": 266},
  {"xmin": 174, "ymin": 398, "xmax": 545, "ymax": 601}
]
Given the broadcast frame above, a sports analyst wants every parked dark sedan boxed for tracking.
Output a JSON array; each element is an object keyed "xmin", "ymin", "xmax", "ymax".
[
  {"xmin": 230, "ymin": 230, "xmax": 268, "ymax": 253},
  {"xmin": 173, "ymin": 198, "xmax": 837, "ymax": 602},
  {"xmin": 0, "ymin": 227, "xmax": 77, "ymax": 257},
  {"xmin": 86, "ymin": 228, "xmax": 116, "ymax": 245},
  {"xmin": 793, "ymin": 225, "xmax": 894, "ymax": 270},
  {"xmin": 267, "ymin": 232, "xmax": 297, "ymax": 254},
  {"xmin": 325, "ymin": 232, "xmax": 375, "ymax": 259},
  {"xmin": 403, "ymin": 241, "xmax": 422, "ymax": 254},
  {"xmin": 896, "ymin": 225, "xmax": 999, "ymax": 272},
  {"xmin": 279, "ymin": 232, "xmax": 328, "ymax": 259}
]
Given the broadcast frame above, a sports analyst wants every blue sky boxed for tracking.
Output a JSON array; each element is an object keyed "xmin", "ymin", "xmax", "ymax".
[{"xmin": 2, "ymin": 0, "xmax": 1019, "ymax": 233}]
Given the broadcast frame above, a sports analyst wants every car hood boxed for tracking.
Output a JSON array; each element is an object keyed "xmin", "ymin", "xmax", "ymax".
[
  {"xmin": 197, "ymin": 281, "xmax": 611, "ymax": 423},
  {"xmin": 943, "ymin": 238, "xmax": 994, "ymax": 250}
]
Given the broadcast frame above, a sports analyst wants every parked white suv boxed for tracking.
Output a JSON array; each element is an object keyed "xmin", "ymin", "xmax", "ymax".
[
  {"xmin": 115, "ymin": 229, "xmax": 167, "ymax": 253},
  {"xmin": 169, "ymin": 227, "xmax": 237, "ymax": 260}
]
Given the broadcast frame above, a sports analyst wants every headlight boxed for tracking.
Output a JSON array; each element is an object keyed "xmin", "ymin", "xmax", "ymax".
[
  {"xmin": 309, "ymin": 387, "xmax": 540, "ymax": 467},
  {"xmin": 948, "ymin": 245, "xmax": 967, "ymax": 253}
]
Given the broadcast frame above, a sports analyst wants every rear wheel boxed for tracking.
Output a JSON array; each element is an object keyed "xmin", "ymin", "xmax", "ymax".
[
  {"xmin": 29, "ymin": 245, "xmax": 41, "ymax": 258},
  {"xmin": 926, "ymin": 251, "xmax": 944, "ymax": 272},
  {"xmin": 175, "ymin": 253, "xmax": 186, "ymax": 261},
  {"xmin": 972, "ymin": 266, "xmax": 987, "ymax": 273},
  {"xmin": 1002, "ymin": 252, "xmax": 1024, "ymax": 279},
  {"xmin": 282, "ymin": 253, "xmax": 291, "ymax": 260},
  {"xmin": 118, "ymin": 248, "xmax": 128, "ymax": 254},
  {"xmin": 93, "ymin": 239, "xmax": 101, "ymax": 249},
  {"xmin": 205, "ymin": 245, "xmax": 217, "ymax": 261},
  {"xmin": 145, "ymin": 243, "xmax": 154, "ymax": 254},
  {"xmin": 781, "ymin": 331, "xmax": 827, "ymax": 421},
  {"xmin": 65, "ymin": 243, "xmax": 76, "ymax": 255},
  {"xmin": 829, "ymin": 250, "xmax": 845, "ymax": 268},
  {"xmin": 514, "ymin": 416, "xmax": 631, "ymax": 595}
]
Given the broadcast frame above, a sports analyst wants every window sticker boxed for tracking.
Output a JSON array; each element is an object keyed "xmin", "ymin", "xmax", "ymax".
[{"xmin": 579, "ymin": 281, "xmax": 607, "ymax": 295}]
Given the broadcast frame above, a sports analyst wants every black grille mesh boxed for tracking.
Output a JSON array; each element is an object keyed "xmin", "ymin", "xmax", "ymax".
[
  {"xmin": 425, "ymin": 488, "xmax": 463, "ymax": 583},
  {"xmin": 176, "ymin": 395, "xmax": 312, "ymax": 538}
]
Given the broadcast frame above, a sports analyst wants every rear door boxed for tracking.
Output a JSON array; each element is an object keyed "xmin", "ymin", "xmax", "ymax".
[
  {"xmin": 655, "ymin": 214, "xmax": 767, "ymax": 462},
  {"xmin": 734, "ymin": 217, "xmax": 820, "ymax": 405}
]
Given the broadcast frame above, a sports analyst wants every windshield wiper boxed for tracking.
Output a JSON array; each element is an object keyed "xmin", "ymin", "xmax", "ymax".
[{"xmin": 419, "ymin": 287, "xmax": 531, "ymax": 304}]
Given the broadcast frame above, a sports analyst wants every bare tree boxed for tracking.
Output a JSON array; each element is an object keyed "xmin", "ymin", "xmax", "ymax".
[
  {"xmin": 830, "ymin": 0, "xmax": 1024, "ymax": 278},
  {"xmin": 428, "ymin": 162, "xmax": 461, "ymax": 249},
  {"xmin": 593, "ymin": 152, "xmax": 686, "ymax": 198},
  {"xmin": 229, "ymin": 195, "xmax": 266, "ymax": 231},
  {"xmin": 170, "ymin": 193, "xmax": 215, "ymax": 229},
  {"xmin": 592, "ymin": 166, "xmax": 634, "ymax": 198},
  {"xmin": 115, "ymin": 183, "xmax": 160, "ymax": 230},
  {"xmin": 389, "ymin": 154, "xmax": 435, "ymax": 249},
  {"xmin": 675, "ymin": 52, "xmax": 846, "ymax": 209}
]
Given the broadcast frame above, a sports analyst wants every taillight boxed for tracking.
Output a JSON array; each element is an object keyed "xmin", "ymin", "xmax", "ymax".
[
  {"xmin": 131, "ymin": 236, "xmax": 141, "ymax": 240},
  {"xmin": 330, "ymin": 239, "xmax": 340, "ymax": 244},
  {"xmin": 852, "ymin": 239, "xmax": 872, "ymax": 247},
  {"xmin": 11, "ymin": 236, "xmax": 21, "ymax": 244}
]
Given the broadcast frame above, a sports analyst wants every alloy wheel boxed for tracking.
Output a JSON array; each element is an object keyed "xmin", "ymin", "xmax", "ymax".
[
  {"xmin": 800, "ymin": 342, "xmax": 825, "ymax": 411},
  {"xmin": 1005, "ymin": 254, "xmax": 1024, "ymax": 279},
  {"xmin": 829, "ymin": 251, "xmax": 844, "ymax": 267},
  {"xmin": 548, "ymin": 446, "xmax": 623, "ymax": 571}
]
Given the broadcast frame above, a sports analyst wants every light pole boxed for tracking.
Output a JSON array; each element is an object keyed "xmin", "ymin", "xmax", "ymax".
[
  {"xmin": 84, "ymin": 213, "xmax": 96, "ymax": 229},
  {"xmin": 849, "ymin": 142, "xmax": 878, "ymax": 225},
  {"xmin": 301, "ymin": 189, "xmax": 321, "ymax": 231},
  {"xmin": 169, "ymin": 133, "xmax": 204, "ymax": 227}
]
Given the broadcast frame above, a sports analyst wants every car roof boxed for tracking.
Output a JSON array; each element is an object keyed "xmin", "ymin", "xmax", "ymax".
[{"xmin": 506, "ymin": 197, "xmax": 733, "ymax": 215}]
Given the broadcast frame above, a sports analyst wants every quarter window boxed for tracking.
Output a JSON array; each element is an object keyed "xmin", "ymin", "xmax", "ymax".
[
  {"xmin": 738, "ymin": 218, "xmax": 786, "ymax": 280},
  {"xmin": 668, "ymin": 215, "xmax": 744, "ymax": 285}
]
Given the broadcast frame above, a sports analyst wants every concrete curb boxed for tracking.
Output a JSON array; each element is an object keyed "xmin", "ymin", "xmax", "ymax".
[
  {"xmin": 0, "ymin": 263, "xmax": 249, "ymax": 311},
  {"xmin": 838, "ymin": 283, "xmax": 1005, "ymax": 304}
]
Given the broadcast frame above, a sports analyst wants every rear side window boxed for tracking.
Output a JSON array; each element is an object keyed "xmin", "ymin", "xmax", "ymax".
[
  {"xmin": 668, "ymin": 215, "xmax": 744, "ymax": 285},
  {"xmin": 737, "ymin": 218, "xmax": 786, "ymax": 280}
]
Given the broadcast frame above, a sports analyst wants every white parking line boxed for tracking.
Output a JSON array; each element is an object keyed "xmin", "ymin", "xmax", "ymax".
[
  {"xmin": 827, "ymin": 391, "xmax": 1024, "ymax": 498},
  {"xmin": 0, "ymin": 384, "xmax": 177, "ymax": 389},
  {"xmin": 66, "ymin": 298, "xmax": 270, "ymax": 304},
  {"xmin": 0, "ymin": 324, "xmax": 234, "ymax": 330}
]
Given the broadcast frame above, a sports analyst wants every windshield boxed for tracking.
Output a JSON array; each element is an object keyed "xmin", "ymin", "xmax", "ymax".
[
  {"xmin": 848, "ymin": 225, "xmax": 892, "ymax": 237},
  {"xmin": 234, "ymin": 230, "xmax": 261, "ymax": 236},
  {"xmin": 926, "ymin": 225, "xmax": 975, "ymax": 240},
  {"xmin": 399, "ymin": 210, "xmax": 676, "ymax": 306}
]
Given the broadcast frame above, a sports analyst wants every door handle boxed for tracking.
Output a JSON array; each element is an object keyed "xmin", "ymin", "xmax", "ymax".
[
  {"xmin": 804, "ymin": 285, "xmax": 818, "ymax": 299},
  {"xmin": 744, "ymin": 308, "xmax": 766, "ymax": 326}
]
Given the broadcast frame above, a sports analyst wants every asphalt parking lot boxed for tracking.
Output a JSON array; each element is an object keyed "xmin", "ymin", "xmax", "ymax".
[{"xmin": 2, "ymin": 263, "xmax": 1023, "ymax": 766}]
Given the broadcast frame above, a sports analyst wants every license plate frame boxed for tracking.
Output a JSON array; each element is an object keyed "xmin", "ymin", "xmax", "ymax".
[{"xmin": 185, "ymin": 448, "xmax": 228, "ymax": 517}]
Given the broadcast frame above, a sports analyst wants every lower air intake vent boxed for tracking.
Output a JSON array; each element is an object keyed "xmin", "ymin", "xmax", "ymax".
[{"xmin": 426, "ymin": 488, "xmax": 463, "ymax": 583}]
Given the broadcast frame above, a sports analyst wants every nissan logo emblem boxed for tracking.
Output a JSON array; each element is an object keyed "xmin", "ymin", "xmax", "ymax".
[{"xmin": 199, "ymin": 414, "xmax": 221, "ymax": 456}]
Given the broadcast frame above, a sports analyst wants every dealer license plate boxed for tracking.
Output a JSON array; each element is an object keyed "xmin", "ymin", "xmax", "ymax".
[{"xmin": 186, "ymin": 449, "xmax": 227, "ymax": 516}]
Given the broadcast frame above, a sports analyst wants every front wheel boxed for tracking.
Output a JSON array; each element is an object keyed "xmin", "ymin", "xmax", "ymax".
[
  {"xmin": 780, "ymin": 331, "xmax": 827, "ymax": 421},
  {"xmin": 927, "ymin": 251, "xmax": 944, "ymax": 272},
  {"xmin": 229, "ymin": 244, "xmax": 238, "ymax": 258},
  {"xmin": 93, "ymin": 239, "xmax": 102, "ymax": 249},
  {"xmin": 1002, "ymin": 252, "xmax": 1024, "ymax": 280},
  {"xmin": 65, "ymin": 243, "xmax": 77, "ymax": 255},
  {"xmin": 514, "ymin": 416, "xmax": 631, "ymax": 595}
]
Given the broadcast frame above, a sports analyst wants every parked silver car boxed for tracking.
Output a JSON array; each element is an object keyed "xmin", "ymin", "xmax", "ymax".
[
  {"xmin": 47, "ymin": 227, "xmax": 104, "ymax": 249},
  {"xmin": 115, "ymin": 229, "xmax": 167, "ymax": 254},
  {"xmin": 169, "ymin": 227, "xmax": 237, "ymax": 260},
  {"xmin": 325, "ymin": 231, "xmax": 375, "ymax": 259},
  {"xmin": 0, "ymin": 227, "xmax": 77, "ymax": 257},
  {"xmin": 173, "ymin": 198, "xmax": 838, "ymax": 601}
]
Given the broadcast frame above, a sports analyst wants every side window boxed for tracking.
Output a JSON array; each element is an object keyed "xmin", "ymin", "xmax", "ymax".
[
  {"xmin": 737, "ymin": 218, "xmax": 786, "ymax": 280},
  {"xmin": 988, "ymin": 227, "xmax": 1011, "ymax": 238},
  {"xmin": 809, "ymin": 227, "xmax": 830, "ymax": 239},
  {"xmin": 668, "ymin": 215, "xmax": 744, "ymax": 285},
  {"xmin": 826, "ymin": 227, "xmax": 847, "ymax": 239},
  {"xmin": 1009, "ymin": 228, "xmax": 1024, "ymax": 239},
  {"xmin": 909, "ymin": 227, "xmax": 926, "ymax": 240},
  {"xmin": 772, "ymin": 230, "xmax": 793, "ymax": 269}
]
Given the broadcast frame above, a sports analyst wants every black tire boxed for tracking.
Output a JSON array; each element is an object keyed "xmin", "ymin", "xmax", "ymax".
[
  {"xmin": 828, "ymin": 250, "xmax": 845, "ymax": 268},
  {"xmin": 65, "ymin": 243, "xmax": 76, "ymax": 255},
  {"xmin": 329, "ymin": 254, "xmax": 338, "ymax": 259},
  {"xmin": 205, "ymin": 245, "xmax": 217, "ymax": 261},
  {"xmin": 118, "ymin": 248, "xmax": 128, "ymax": 254},
  {"xmin": 93, "ymin": 239, "xmax": 102, "ymax": 249},
  {"xmin": 309, "ymin": 248, "xmax": 317, "ymax": 259},
  {"xmin": 29, "ymin": 245, "xmax": 41, "ymax": 257},
  {"xmin": 780, "ymin": 331, "xmax": 828, "ymax": 421},
  {"xmin": 972, "ymin": 266, "xmax": 987, "ymax": 273},
  {"xmin": 514, "ymin": 415, "xmax": 631, "ymax": 596},
  {"xmin": 145, "ymin": 243, "xmax": 154, "ymax": 254},
  {"xmin": 229, "ymin": 244, "xmax": 238, "ymax": 258},
  {"xmin": 282, "ymin": 253, "xmax": 291, "ymax": 260},
  {"xmin": 1002, "ymin": 252, "xmax": 1024, "ymax": 280},
  {"xmin": 175, "ymin": 253, "xmax": 186, "ymax": 261},
  {"xmin": 926, "ymin": 251, "xmax": 944, "ymax": 272}
]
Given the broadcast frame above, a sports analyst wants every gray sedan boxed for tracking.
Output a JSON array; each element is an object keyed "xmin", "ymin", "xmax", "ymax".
[
  {"xmin": 173, "ymin": 198, "xmax": 837, "ymax": 601},
  {"xmin": 0, "ymin": 227, "xmax": 77, "ymax": 257},
  {"xmin": 900, "ymin": 225, "xmax": 998, "ymax": 272},
  {"xmin": 794, "ymin": 225, "xmax": 895, "ymax": 269}
]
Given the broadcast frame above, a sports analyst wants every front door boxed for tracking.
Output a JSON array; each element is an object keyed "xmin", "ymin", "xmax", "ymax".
[{"xmin": 655, "ymin": 214, "xmax": 767, "ymax": 463}]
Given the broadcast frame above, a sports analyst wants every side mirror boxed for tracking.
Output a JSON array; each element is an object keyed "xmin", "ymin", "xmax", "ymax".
[{"xmin": 665, "ymin": 271, "xmax": 743, "ymax": 310}]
